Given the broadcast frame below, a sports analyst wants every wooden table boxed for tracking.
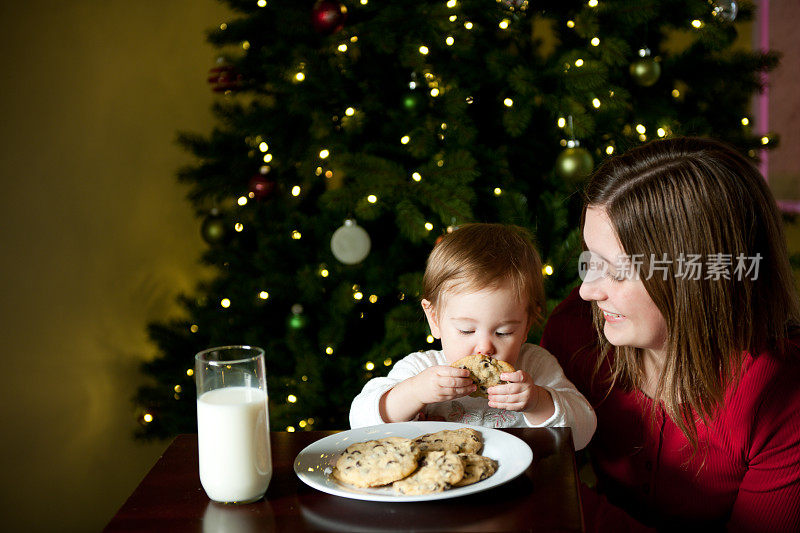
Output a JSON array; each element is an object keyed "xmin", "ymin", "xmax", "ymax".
[{"xmin": 105, "ymin": 428, "xmax": 583, "ymax": 532}]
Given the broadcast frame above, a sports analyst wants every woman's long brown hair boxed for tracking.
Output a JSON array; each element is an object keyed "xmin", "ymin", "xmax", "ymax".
[{"xmin": 583, "ymin": 137, "xmax": 800, "ymax": 451}]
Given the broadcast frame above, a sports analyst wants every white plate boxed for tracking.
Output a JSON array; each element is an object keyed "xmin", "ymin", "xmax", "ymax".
[{"xmin": 293, "ymin": 421, "xmax": 533, "ymax": 502}]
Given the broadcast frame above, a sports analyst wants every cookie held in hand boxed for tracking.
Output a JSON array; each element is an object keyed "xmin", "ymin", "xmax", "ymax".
[{"xmin": 450, "ymin": 354, "xmax": 515, "ymax": 398}]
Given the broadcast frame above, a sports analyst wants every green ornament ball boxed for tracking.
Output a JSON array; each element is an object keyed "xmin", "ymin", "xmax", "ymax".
[
  {"xmin": 630, "ymin": 57, "xmax": 661, "ymax": 87},
  {"xmin": 402, "ymin": 93, "xmax": 421, "ymax": 111},
  {"xmin": 555, "ymin": 146, "xmax": 594, "ymax": 184},
  {"xmin": 201, "ymin": 213, "xmax": 228, "ymax": 245},
  {"xmin": 288, "ymin": 304, "xmax": 307, "ymax": 330}
]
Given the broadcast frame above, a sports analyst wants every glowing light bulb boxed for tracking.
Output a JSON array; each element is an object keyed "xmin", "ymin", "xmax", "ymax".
[
  {"xmin": 499, "ymin": 19, "xmax": 510, "ymax": 29},
  {"xmin": 369, "ymin": 294, "xmax": 378, "ymax": 303},
  {"xmin": 503, "ymin": 98, "xmax": 514, "ymax": 107},
  {"xmin": 557, "ymin": 117, "xmax": 566, "ymax": 128},
  {"xmin": 494, "ymin": 187, "xmax": 502, "ymax": 196},
  {"xmin": 295, "ymin": 72, "xmax": 305, "ymax": 82},
  {"xmin": 292, "ymin": 230, "xmax": 302, "ymax": 239},
  {"xmin": 427, "ymin": 335, "xmax": 435, "ymax": 343},
  {"xmin": 143, "ymin": 413, "xmax": 153, "ymax": 423},
  {"xmin": 446, "ymin": 36, "xmax": 454, "ymax": 46},
  {"xmin": 566, "ymin": 20, "xmax": 575, "ymax": 28},
  {"xmin": 337, "ymin": 44, "xmax": 348, "ymax": 52},
  {"xmin": 320, "ymin": 268, "xmax": 329, "ymax": 277},
  {"xmin": 588, "ymin": 0, "xmax": 598, "ymax": 7},
  {"xmin": 325, "ymin": 346, "xmax": 334, "ymax": 355},
  {"xmin": 575, "ymin": 58, "xmax": 584, "ymax": 67},
  {"xmin": 401, "ymin": 135, "xmax": 410, "ymax": 144},
  {"xmin": 319, "ymin": 149, "xmax": 330, "ymax": 159},
  {"xmin": 259, "ymin": 291, "xmax": 269, "ymax": 299},
  {"xmin": 186, "ymin": 369, "xmax": 194, "ymax": 376},
  {"xmin": 190, "ymin": 325, "xmax": 199, "ymax": 333},
  {"xmin": 257, "ymin": 0, "xmax": 267, "ymax": 6},
  {"xmin": 288, "ymin": 394, "xmax": 297, "ymax": 403},
  {"xmin": 741, "ymin": 117, "xmax": 749, "ymax": 126},
  {"xmin": 345, "ymin": 107, "xmax": 355, "ymax": 116},
  {"xmin": 365, "ymin": 361, "xmax": 375, "ymax": 371},
  {"xmin": 367, "ymin": 194, "xmax": 377, "ymax": 203},
  {"xmin": 237, "ymin": 196, "xmax": 247, "ymax": 206},
  {"xmin": 636, "ymin": 124, "xmax": 646, "ymax": 134},
  {"xmin": 291, "ymin": 185, "xmax": 301, "ymax": 196},
  {"xmin": 259, "ymin": 142, "xmax": 269, "ymax": 152},
  {"xmin": 590, "ymin": 37, "xmax": 600, "ymax": 46},
  {"xmin": 592, "ymin": 98, "xmax": 601, "ymax": 108},
  {"xmin": 424, "ymin": 222, "xmax": 434, "ymax": 231},
  {"xmin": 543, "ymin": 265, "xmax": 554, "ymax": 276},
  {"xmin": 353, "ymin": 291, "xmax": 363, "ymax": 300},
  {"xmin": 691, "ymin": 19, "xmax": 703, "ymax": 28},
  {"xmin": 221, "ymin": 298, "xmax": 231, "ymax": 308},
  {"xmin": 419, "ymin": 45, "xmax": 429, "ymax": 55},
  {"xmin": 605, "ymin": 145, "xmax": 615, "ymax": 155},
  {"xmin": 464, "ymin": 21, "xmax": 473, "ymax": 29},
  {"xmin": 412, "ymin": 172, "xmax": 422, "ymax": 181},
  {"xmin": 234, "ymin": 222, "xmax": 244, "ymax": 232}
]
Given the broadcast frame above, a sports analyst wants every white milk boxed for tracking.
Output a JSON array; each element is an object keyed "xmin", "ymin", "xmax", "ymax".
[{"xmin": 197, "ymin": 386, "xmax": 271, "ymax": 503}]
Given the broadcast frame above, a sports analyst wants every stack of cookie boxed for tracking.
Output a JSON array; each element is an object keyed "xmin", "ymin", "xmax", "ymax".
[{"xmin": 332, "ymin": 428, "xmax": 499, "ymax": 495}]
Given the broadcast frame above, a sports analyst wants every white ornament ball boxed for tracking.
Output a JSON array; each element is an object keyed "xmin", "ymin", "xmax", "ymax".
[
  {"xmin": 711, "ymin": 0, "xmax": 738, "ymax": 22},
  {"xmin": 331, "ymin": 219, "xmax": 371, "ymax": 265}
]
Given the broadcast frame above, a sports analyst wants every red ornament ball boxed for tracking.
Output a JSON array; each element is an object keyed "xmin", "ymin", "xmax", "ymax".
[
  {"xmin": 248, "ymin": 174, "xmax": 276, "ymax": 200},
  {"xmin": 207, "ymin": 63, "xmax": 242, "ymax": 93},
  {"xmin": 312, "ymin": 0, "xmax": 347, "ymax": 34}
]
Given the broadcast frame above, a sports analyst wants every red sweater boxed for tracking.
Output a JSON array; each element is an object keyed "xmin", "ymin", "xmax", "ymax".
[{"xmin": 541, "ymin": 288, "xmax": 800, "ymax": 532}]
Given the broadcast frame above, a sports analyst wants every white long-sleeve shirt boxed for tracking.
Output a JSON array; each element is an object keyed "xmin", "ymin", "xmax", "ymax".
[{"xmin": 349, "ymin": 343, "xmax": 596, "ymax": 450}]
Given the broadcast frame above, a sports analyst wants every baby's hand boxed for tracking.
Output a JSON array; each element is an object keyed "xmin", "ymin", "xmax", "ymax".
[
  {"xmin": 411, "ymin": 365, "xmax": 476, "ymax": 404},
  {"xmin": 486, "ymin": 370, "xmax": 537, "ymax": 411}
]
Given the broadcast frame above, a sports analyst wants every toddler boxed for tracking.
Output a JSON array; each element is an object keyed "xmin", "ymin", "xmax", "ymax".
[{"xmin": 349, "ymin": 223, "xmax": 596, "ymax": 450}]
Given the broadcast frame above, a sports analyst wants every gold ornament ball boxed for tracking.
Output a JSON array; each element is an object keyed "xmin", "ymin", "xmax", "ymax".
[
  {"xmin": 630, "ymin": 58, "xmax": 661, "ymax": 87},
  {"xmin": 555, "ymin": 147, "xmax": 594, "ymax": 184}
]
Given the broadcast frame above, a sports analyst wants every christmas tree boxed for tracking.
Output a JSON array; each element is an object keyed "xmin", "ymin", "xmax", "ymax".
[{"xmin": 135, "ymin": 0, "xmax": 777, "ymax": 438}]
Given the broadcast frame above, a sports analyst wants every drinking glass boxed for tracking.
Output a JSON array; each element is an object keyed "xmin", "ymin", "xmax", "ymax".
[{"xmin": 195, "ymin": 345, "xmax": 271, "ymax": 504}]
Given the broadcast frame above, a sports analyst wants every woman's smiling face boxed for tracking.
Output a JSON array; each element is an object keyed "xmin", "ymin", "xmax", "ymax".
[{"xmin": 578, "ymin": 206, "xmax": 668, "ymax": 356}]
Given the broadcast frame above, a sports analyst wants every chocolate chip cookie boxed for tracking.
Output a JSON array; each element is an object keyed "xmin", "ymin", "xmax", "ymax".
[
  {"xmin": 392, "ymin": 451, "xmax": 465, "ymax": 495},
  {"xmin": 452, "ymin": 453, "xmax": 499, "ymax": 487},
  {"xmin": 451, "ymin": 354, "xmax": 516, "ymax": 398},
  {"xmin": 332, "ymin": 436, "xmax": 421, "ymax": 487},
  {"xmin": 413, "ymin": 427, "xmax": 483, "ymax": 454}
]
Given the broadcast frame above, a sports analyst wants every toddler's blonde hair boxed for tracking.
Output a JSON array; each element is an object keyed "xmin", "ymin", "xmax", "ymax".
[{"xmin": 422, "ymin": 223, "xmax": 545, "ymax": 327}]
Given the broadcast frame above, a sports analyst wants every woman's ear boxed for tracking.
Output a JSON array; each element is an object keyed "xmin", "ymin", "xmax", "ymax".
[{"xmin": 421, "ymin": 299, "xmax": 441, "ymax": 339}]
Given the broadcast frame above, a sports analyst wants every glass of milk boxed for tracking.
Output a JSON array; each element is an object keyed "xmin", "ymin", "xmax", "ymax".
[{"xmin": 195, "ymin": 345, "xmax": 272, "ymax": 504}]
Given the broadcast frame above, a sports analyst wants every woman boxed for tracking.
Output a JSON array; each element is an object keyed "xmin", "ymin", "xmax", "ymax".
[{"xmin": 541, "ymin": 137, "xmax": 800, "ymax": 532}]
